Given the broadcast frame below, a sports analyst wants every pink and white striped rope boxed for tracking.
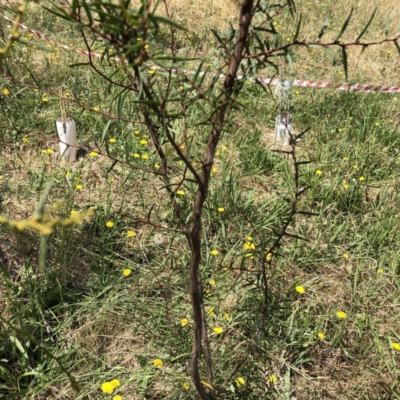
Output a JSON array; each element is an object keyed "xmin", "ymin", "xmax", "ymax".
[{"xmin": 2, "ymin": 12, "xmax": 399, "ymax": 94}]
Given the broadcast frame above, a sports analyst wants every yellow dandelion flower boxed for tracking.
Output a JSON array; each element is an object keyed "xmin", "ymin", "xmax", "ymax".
[
  {"xmin": 123, "ymin": 269, "xmax": 131, "ymax": 277},
  {"xmin": 42, "ymin": 97, "xmax": 49, "ymax": 102},
  {"xmin": 209, "ymin": 279, "xmax": 216, "ymax": 285},
  {"xmin": 315, "ymin": 170, "xmax": 322, "ymax": 175},
  {"xmin": 113, "ymin": 396, "xmax": 123, "ymax": 400},
  {"xmin": 392, "ymin": 343, "xmax": 400, "ymax": 351},
  {"xmin": 154, "ymin": 359, "xmax": 163, "ymax": 368},
  {"xmin": 266, "ymin": 253, "xmax": 272, "ymax": 261},
  {"xmin": 101, "ymin": 382, "xmax": 114, "ymax": 394},
  {"xmin": 244, "ymin": 242, "xmax": 255, "ymax": 250},
  {"xmin": 210, "ymin": 250, "xmax": 218, "ymax": 256},
  {"xmin": 377, "ymin": 269, "xmax": 383, "ymax": 274},
  {"xmin": 147, "ymin": 70, "xmax": 155, "ymax": 75},
  {"xmin": 177, "ymin": 190, "xmax": 185, "ymax": 196},
  {"xmin": 343, "ymin": 184, "xmax": 349, "ymax": 190},
  {"xmin": 359, "ymin": 176, "xmax": 365, "ymax": 181},
  {"xmin": 295, "ymin": 285, "xmax": 305, "ymax": 294},
  {"xmin": 183, "ymin": 382, "xmax": 190, "ymax": 390},
  {"xmin": 215, "ymin": 151, "xmax": 220, "ymax": 156},
  {"xmin": 217, "ymin": 207, "xmax": 225, "ymax": 212},
  {"xmin": 110, "ymin": 379, "xmax": 120, "ymax": 388},
  {"xmin": 375, "ymin": 122, "xmax": 379, "ymax": 127},
  {"xmin": 224, "ymin": 312, "xmax": 230, "ymax": 322},
  {"xmin": 343, "ymin": 253, "xmax": 349, "ymax": 259},
  {"xmin": 90, "ymin": 152, "xmax": 98, "ymax": 157},
  {"xmin": 109, "ymin": 138, "xmax": 117, "ymax": 143},
  {"xmin": 46, "ymin": 149, "xmax": 53, "ymax": 154},
  {"xmin": 181, "ymin": 318, "xmax": 188, "ymax": 327},
  {"xmin": 75, "ymin": 185, "xmax": 83, "ymax": 190},
  {"xmin": 134, "ymin": 130, "xmax": 140, "ymax": 135},
  {"xmin": 343, "ymin": 157, "xmax": 349, "ymax": 161},
  {"xmin": 93, "ymin": 107, "xmax": 99, "ymax": 112},
  {"xmin": 65, "ymin": 171, "xmax": 71, "ymax": 176},
  {"xmin": 235, "ymin": 377, "xmax": 245, "ymax": 387},
  {"xmin": 212, "ymin": 167, "xmax": 217, "ymax": 173},
  {"xmin": 213, "ymin": 327, "xmax": 223, "ymax": 334},
  {"xmin": 269, "ymin": 375, "xmax": 277, "ymax": 383},
  {"xmin": 336, "ymin": 311, "xmax": 347, "ymax": 319},
  {"xmin": 317, "ymin": 332, "xmax": 325, "ymax": 340},
  {"xmin": 208, "ymin": 308, "xmax": 215, "ymax": 317},
  {"xmin": 65, "ymin": 92, "xmax": 70, "ymax": 97},
  {"xmin": 353, "ymin": 165, "xmax": 358, "ymax": 169},
  {"xmin": 142, "ymin": 154, "xmax": 148, "ymax": 160},
  {"xmin": 127, "ymin": 230, "xmax": 135, "ymax": 238},
  {"xmin": 133, "ymin": 153, "xmax": 140, "ymax": 158},
  {"xmin": 140, "ymin": 140, "xmax": 148, "ymax": 145},
  {"xmin": 222, "ymin": 145, "xmax": 227, "ymax": 151},
  {"xmin": 106, "ymin": 221, "xmax": 114, "ymax": 228},
  {"xmin": 2, "ymin": 88, "xmax": 10, "ymax": 95},
  {"xmin": 154, "ymin": 164, "xmax": 160, "ymax": 169}
]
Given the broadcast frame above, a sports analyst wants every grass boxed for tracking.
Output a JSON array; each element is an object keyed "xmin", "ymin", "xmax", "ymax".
[{"xmin": 0, "ymin": 0, "xmax": 400, "ymax": 399}]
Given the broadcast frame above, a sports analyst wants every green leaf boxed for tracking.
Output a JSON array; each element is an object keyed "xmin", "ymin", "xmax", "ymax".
[
  {"xmin": 335, "ymin": 8, "xmax": 354, "ymax": 42},
  {"xmin": 385, "ymin": 16, "xmax": 391, "ymax": 39},
  {"xmin": 356, "ymin": 9, "xmax": 376, "ymax": 42},
  {"xmin": 69, "ymin": 63, "xmax": 90, "ymax": 68},
  {"xmin": 317, "ymin": 15, "xmax": 330, "ymax": 40},
  {"xmin": 293, "ymin": 14, "xmax": 302, "ymax": 42},
  {"xmin": 100, "ymin": 120, "xmax": 112, "ymax": 146},
  {"xmin": 151, "ymin": 15, "xmax": 187, "ymax": 31},
  {"xmin": 342, "ymin": 47, "xmax": 348, "ymax": 81}
]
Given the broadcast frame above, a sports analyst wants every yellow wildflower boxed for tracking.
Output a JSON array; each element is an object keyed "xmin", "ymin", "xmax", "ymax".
[
  {"xmin": 343, "ymin": 184, "xmax": 349, "ymax": 190},
  {"xmin": 213, "ymin": 327, "xmax": 223, "ymax": 334},
  {"xmin": 90, "ymin": 152, "xmax": 98, "ymax": 157},
  {"xmin": 244, "ymin": 242, "xmax": 255, "ymax": 250},
  {"xmin": 315, "ymin": 170, "xmax": 322, "ymax": 175},
  {"xmin": 269, "ymin": 375, "xmax": 277, "ymax": 383},
  {"xmin": 42, "ymin": 97, "xmax": 49, "ymax": 102},
  {"xmin": 343, "ymin": 253, "xmax": 349, "ymax": 259},
  {"xmin": 75, "ymin": 185, "xmax": 83, "ymax": 190},
  {"xmin": 177, "ymin": 190, "xmax": 185, "ymax": 196},
  {"xmin": 2, "ymin": 88, "xmax": 10, "ymax": 95},
  {"xmin": 392, "ymin": 343, "xmax": 400, "ymax": 351},
  {"xmin": 209, "ymin": 279, "xmax": 216, "ymax": 285},
  {"xmin": 101, "ymin": 382, "xmax": 114, "ymax": 394},
  {"xmin": 210, "ymin": 250, "xmax": 218, "ymax": 256},
  {"xmin": 134, "ymin": 130, "xmax": 140, "ymax": 135},
  {"xmin": 133, "ymin": 153, "xmax": 140, "ymax": 158},
  {"xmin": 127, "ymin": 231, "xmax": 135, "ymax": 238},
  {"xmin": 295, "ymin": 285, "xmax": 305, "ymax": 294},
  {"xmin": 217, "ymin": 207, "xmax": 225, "ymax": 212},
  {"xmin": 140, "ymin": 140, "xmax": 147, "ymax": 145},
  {"xmin": 359, "ymin": 176, "xmax": 365, "ymax": 181},
  {"xmin": 317, "ymin": 332, "xmax": 325, "ymax": 340},
  {"xmin": 336, "ymin": 311, "xmax": 347, "ymax": 319},
  {"xmin": 377, "ymin": 269, "xmax": 383, "ymax": 274},
  {"xmin": 224, "ymin": 312, "xmax": 230, "ymax": 322},
  {"xmin": 142, "ymin": 154, "xmax": 148, "ymax": 160},
  {"xmin": 183, "ymin": 382, "xmax": 190, "ymax": 390},
  {"xmin": 235, "ymin": 377, "xmax": 245, "ymax": 387},
  {"xmin": 113, "ymin": 396, "xmax": 123, "ymax": 400},
  {"xmin": 181, "ymin": 318, "xmax": 188, "ymax": 327},
  {"xmin": 266, "ymin": 253, "xmax": 272, "ymax": 261},
  {"xmin": 123, "ymin": 269, "xmax": 131, "ymax": 277},
  {"xmin": 109, "ymin": 138, "xmax": 117, "ymax": 143},
  {"xmin": 154, "ymin": 359, "xmax": 163, "ymax": 368},
  {"xmin": 106, "ymin": 221, "xmax": 114, "ymax": 228},
  {"xmin": 110, "ymin": 380, "xmax": 120, "ymax": 388}
]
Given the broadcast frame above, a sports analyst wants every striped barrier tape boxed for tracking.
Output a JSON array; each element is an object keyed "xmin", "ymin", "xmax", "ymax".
[{"xmin": 1, "ymin": 12, "xmax": 399, "ymax": 94}]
